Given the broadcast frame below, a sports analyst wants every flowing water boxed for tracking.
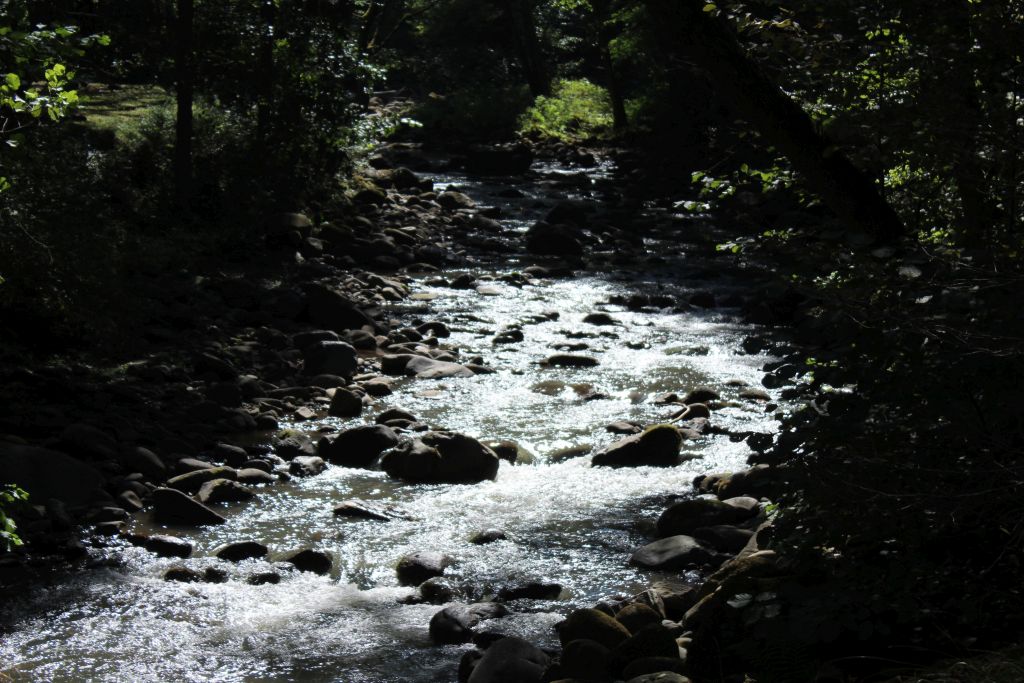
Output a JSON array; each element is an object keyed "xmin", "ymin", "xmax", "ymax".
[{"xmin": 0, "ymin": 157, "xmax": 783, "ymax": 682}]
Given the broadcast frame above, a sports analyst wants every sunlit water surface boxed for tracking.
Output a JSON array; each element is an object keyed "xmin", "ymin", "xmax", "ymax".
[{"xmin": 0, "ymin": 160, "xmax": 782, "ymax": 682}]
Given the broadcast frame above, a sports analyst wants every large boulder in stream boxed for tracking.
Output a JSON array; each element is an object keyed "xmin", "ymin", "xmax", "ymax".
[
  {"xmin": 464, "ymin": 143, "xmax": 534, "ymax": 175},
  {"xmin": 592, "ymin": 425, "xmax": 683, "ymax": 468},
  {"xmin": 152, "ymin": 487, "xmax": 226, "ymax": 526},
  {"xmin": 302, "ymin": 340, "xmax": 358, "ymax": 378},
  {"xmin": 429, "ymin": 602, "xmax": 508, "ymax": 644},
  {"xmin": 630, "ymin": 535, "xmax": 725, "ymax": 570},
  {"xmin": 656, "ymin": 497, "xmax": 756, "ymax": 537},
  {"xmin": 396, "ymin": 550, "xmax": 454, "ymax": 586},
  {"xmin": 380, "ymin": 431, "xmax": 500, "ymax": 484},
  {"xmin": 317, "ymin": 424, "xmax": 399, "ymax": 468},
  {"xmin": 303, "ymin": 284, "xmax": 376, "ymax": 333},
  {"xmin": 526, "ymin": 222, "xmax": 583, "ymax": 257},
  {"xmin": 467, "ymin": 636, "xmax": 550, "ymax": 683},
  {"xmin": 0, "ymin": 443, "xmax": 104, "ymax": 506}
]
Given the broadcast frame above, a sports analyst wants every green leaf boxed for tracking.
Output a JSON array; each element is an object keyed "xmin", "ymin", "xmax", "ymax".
[
  {"xmin": 4, "ymin": 73, "xmax": 20, "ymax": 90},
  {"xmin": 703, "ymin": 3, "xmax": 717, "ymax": 12}
]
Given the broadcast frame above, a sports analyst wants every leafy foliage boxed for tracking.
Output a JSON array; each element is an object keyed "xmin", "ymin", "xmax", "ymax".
[
  {"xmin": 0, "ymin": 484, "xmax": 28, "ymax": 551},
  {"xmin": 519, "ymin": 78, "xmax": 614, "ymax": 141}
]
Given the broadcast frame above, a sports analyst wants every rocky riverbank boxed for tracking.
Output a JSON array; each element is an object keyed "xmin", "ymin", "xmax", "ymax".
[{"xmin": 1, "ymin": 140, "xmax": 810, "ymax": 682}]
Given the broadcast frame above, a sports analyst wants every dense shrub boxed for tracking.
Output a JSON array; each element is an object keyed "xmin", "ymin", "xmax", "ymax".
[{"xmin": 518, "ymin": 78, "xmax": 614, "ymax": 142}]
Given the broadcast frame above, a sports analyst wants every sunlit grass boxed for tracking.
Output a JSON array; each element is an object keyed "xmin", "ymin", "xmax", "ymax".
[{"xmin": 77, "ymin": 83, "xmax": 171, "ymax": 138}]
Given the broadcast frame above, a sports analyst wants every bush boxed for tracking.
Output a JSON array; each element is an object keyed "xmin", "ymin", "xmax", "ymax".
[
  {"xmin": 518, "ymin": 78, "xmax": 614, "ymax": 142},
  {"xmin": 411, "ymin": 85, "xmax": 533, "ymax": 142}
]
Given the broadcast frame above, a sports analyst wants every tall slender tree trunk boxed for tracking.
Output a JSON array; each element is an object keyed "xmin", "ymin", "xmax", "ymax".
[
  {"xmin": 593, "ymin": 0, "xmax": 627, "ymax": 130},
  {"xmin": 174, "ymin": 0, "xmax": 194, "ymax": 209},
  {"xmin": 257, "ymin": 0, "xmax": 276, "ymax": 166},
  {"xmin": 644, "ymin": 0, "xmax": 905, "ymax": 241},
  {"xmin": 511, "ymin": 0, "xmax": 550, "ymax": 98}
]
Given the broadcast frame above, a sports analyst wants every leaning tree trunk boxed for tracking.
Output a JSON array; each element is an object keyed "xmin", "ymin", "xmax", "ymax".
[
  {"xmin": 174, "ymin": 0, "xmax": 194, "ymax": 210},
  {"xmin": 643, "ymin": 0, "xmax": 905, "ymax": 241}
]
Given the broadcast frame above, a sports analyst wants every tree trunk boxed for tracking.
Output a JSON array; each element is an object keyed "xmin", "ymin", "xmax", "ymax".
[
  {"xmin": 174, "ymin": 0, "xmax": 194, "ymax": 210},
  {"xmin": 593, "ymin": 0, "xmax": 627, "ymax": 130},
  {"xmin": 256, "ymin": 0, "xmax": 276, "ymax": 158},
  {"xmin": 511, "ymin": 0, "xmax": 550, "ymax": 98},
  {"xmin": 643, "ymin": 0, "xmax": 905, "ymax": 241}
]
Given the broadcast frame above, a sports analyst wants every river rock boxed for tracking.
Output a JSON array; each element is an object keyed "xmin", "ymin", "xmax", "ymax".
[
  {"xmin": 380, "ymin": 431, "xmax": 500, "ymax": 484},
  {"xmin": 498, "ymin": 581, "xmax": 563, "ymax": 601},
  {"xmin": 0, "ymin": 443, "xmax": 104, "ymax": 507},
  {"xmin": 420, "ymin": 576, "xmax": 457, "ymax": 604},
  {"xmin": 317, "ymin": 425, "xmax": 399, "ymax": 468},
  {"xmin": 235, "ymin": 468, "xmax": 276, "ymax": 485},
  {"xmin": 592, "ymin": 425, "xmax": 682, "ymax": 468},
  {"xmin": 543, "ymin": 354, "xmax": 599, "ymax": 368},
  {"xmin": 144, "ymin": 535, "xmax": 193, "ymax": 559},
  {"xmin": 526, "ymin": 223, "xmax": 583, "ymax": 257},
  {"xmin": 164, "ymin": 566, "xmax": 201, "ymax": 583},
  {"xmin": 167, "ymin": 467, "xmax": 237, "ymax": 494},
  {"xmin": 197, "ymin": 478, "xmax": 255, "ymax": 504},
  {"xmin": 152, "ymin": 487, "xmax": 226, "ymax": 526},
  {"xmin": 431, "ymin": 602, "xmax": 509, "ymax": 646},
  {"xmin": 656, "ymin": 498, "xmax": 756, "ymax": 537},
  {"xmin": 376, "ymin": 407, "xmax": 417, "ymax": 424},
  {"xmin": 467, "ymin": 636, "xmax": 549, "ymax": 683},
  {"xmin": 606, "ymin": 420, "xmax": 643, "ymax": 435},
  {"xmin": 302, "ymin": 340, "xmax": 358, "ymax": 378},
  {"xmin": 469, "ymin": 529, "xmax": 508, "ymax": 545},
  {"xmin": 630, "ymin": 535, "xmax": 723, "ymax": 570},
  {"xmin": 304, "ymin": 284, "xmax": 375, "ymax": 332},
  {"xmin": 681, "ymin": 387, "xmax": 720, "ymax": 404},
  {"xmin": 121, "ymin": 446, "xmax": 167, "ymax": 479},
  {"xmin": 284, "ymin": 548, "xmax": 332, "ymax": 574},
  {"xmin": 437, "ymin": 190, "xmax": 475, "ymax": 210},
  {"xmin": 292, "ymin": 329, "xmax": 340, "ymax": 349},
  {"xmin": 396, "ymin": 550, "xmax": 453, "ymax": 586},
  {"xmin": 289, "ymin": 455, "xmax": 327, "ymax": 477},
  {"xmin": 328, "ymin": 388, "xmax": 363, "ymax": 417},
  {"xmin": 405, "ymin": 356, "xmax": 476, "ymax": 379},
  {"xmin": 558, "ymin": 608, "xmax": 631, "ymax": 649},
  {"xmin": 583, "ymin": 312, "xmax": 618, "ymax": 326},
  {"xmin": 214, "ymin": 541, "xmax": 269, "ymax": 562},
  {"xmin": 611, "ymin": 625, "xmax": 681, "ymax": 673},
  {"xmin": 560, "ymin": 638, "xmax": 612, "ymax": 682},
  {"xmin": 615, "ymin": 603, "xmax": 664, "ymax": 634},
  {"xmin": 333, "ymin": 498, "xmax": 405, "ymax": 521}
]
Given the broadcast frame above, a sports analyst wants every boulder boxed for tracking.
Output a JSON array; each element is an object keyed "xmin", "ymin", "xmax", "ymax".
[
  {"xmin": 166, "ymin": 466, "xmax": 237, "ymax": 494},
  {"xmin": 497, "ymin": 581, "xmax": 563, "ymax": 601},
  {"xmin": 196, "ymin": 478, "xmax": 255, "ymax": 504},
  {"xmin": 144, "ymin": 535, "xmax": 193, "ymax": 559},
  {"xmin": 615, "ymin": 603, "xmax": 664, "ymax": 634},
  {"xmin": 467, "ymin": 636, "xmax": 549, "ymax": 683},
  {"xmin": 396, "ymin": 550, "xmax": 453, "ymax": 586},
  {"xmin": 630, "ymin": 536, "xmax": 723, "ymax": 570},
  {"xmin": 625, "ymin": 672, "xmax": 691, "ymax": 683},
  {"xmin": 214, "ymin": 541, "xmax": 269, "ymax": 562},
  {"xmin": 152, "ymin": 487, "xmax": 226, "ymax": 526},
  {"xmin": 430, "ymin": 602, "xmax": 509, "ymax": 646},
  {"xmin": 284, "ymin": 548, "xmax": 332, "ymax": 574},
  {"xmin": 558, "ymin": 608, "xmax": 631, "ymax": 649},
  {"xmin": 380, "ymin": 432, "xmax": 500, "ymax": 484},
  {"xmin": 691, "ymin": 525, "xmax": 755, "ymax": 554},
  {"xmin": 560, "ymin": 638, "xmax": 612, "ymax": 682},
  {"xmin": 121, "ymin": 447, "xmax": 167, "ymax": 479},
  {"xmin": 656, "ymin": 498, "xmax": 755, "ymax": 537},
  {"xmin": 304, "ymin": 284, "xmax": 375, "ymax": 332},
  {"xmin": 611, "ymin": 625, "xmax": 680, "ymax": 673},
  {"xmin": 405, "ymin": 356, "xmax": 476, "ymax": 379},
  {"xmin": 328, "ymin": 388, "xmax": 364, "ymax": 417},
  {"xmin": 235, "ymin": 468, "xmax": 276, "ymax": 485},
  {"xmin": 526, "ymin": 223, "xmax": 583, "ymax": 257},
  {"xmin": 317, "ymin": 425, "xmax": 399, "ymax": 468},
  {"xmin": 622, "ymin": 658, "xmax": 689, "ymax": 681},
  {"xmin": 0, "ymin": 443, "xmax": 104, "ymax": 506},
  {"xmin": 469, "ymin": 529, "xmax": 508, "ymax": 545},
  {"xmin": 592, "ymin": 425, "xmax": 682, "ymax": 468},
  {"xmin": 681, "ymin": 387, "xmax": 720, "ymax": 404},
  {"xmin": 164, "ymin": 566, "xmax": 201, "ymax": 583},
  {"xmin": 333, "ymin": 498, "xmax": 405, "ymax": 521},
  {"xmin": 583, "ymin": 312, "xmax": 618, "ymax": 326},
  {"xmin": 543, "ymin": 354, "xmax": 599, "ymax": 368},
  {"xmin": 420, "ymin": 576, "xmax": 457, "ymax": 604},
  {"xmin": 289, "ymin": 455, "xmax": 327, "ymax": 478},
  {"xmin": 303, "ymin": 340, "xmax": 358, "ymax": 378}
]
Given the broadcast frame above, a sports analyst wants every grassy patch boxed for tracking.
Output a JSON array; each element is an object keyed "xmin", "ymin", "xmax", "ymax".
[
  {"xmin": 77, "ymin": 83, "xmax": 171, "ymax": 138},
  {"xmin": 518, "ymin": 78, "xmax": 614, "ymax": 142}
]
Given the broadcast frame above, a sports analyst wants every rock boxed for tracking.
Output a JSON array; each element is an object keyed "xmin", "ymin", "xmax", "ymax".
[
  {"xmin": 656, "ymin": 498, "xmax": 755, "ymax": 537},
  {"xmin": 405, "ymin": 356, "xmax": 476, "ymax": 379},
  {"xmin": 543, "ymin": 354, "xmax": 599, "ymax": 368},
  {"xmin": 650, "ymin": 581, "xmax": 699, "ymax": 621},
  {"xmin": 696, "ymin": 465, "xmax": 781, "ymax": 499},
  {"xmin": 464, "ymin": 143, "xmax": 534, "ymax": 175},
  {"xmin": 318, "ymin": 425, "xmax": 399, "ymax": 468},
  {"xmin": 214, "ymin": 541, "xmax": 269, "ymax": 562},
  {"xmin": 380, "ymin": 431, "xmax": 500, "ymax": 484},
  {"xmin": 420, "ymin": 576, "xmax": 457, "ymax": 604},
  {"xmin": 611, "ymin": 625, "xmax": 681, "ymax": 673},
  {"xmin": 203, "ymin": 567, "xmax": 229, "ymax": 583},
  {"xmin": 166, "ymin": 466, "xmax": 237, "ymax": 494},
  {"xmin": 592, "ymin": 425, "xmax": 682, "ymax": 468},
  {"xmin": 558, "ymin": 608, "xmax": 631, "ymax": 649},
  {"xmin": 376, "ymin": 407, "xmax": 417, "ymax": 424},
  {"xmin": 196, "ymin": 478, "xmax": 255, "ymax": 504},
  {"xmin": 681, "ymin": 387, "xmax": 720, "ymax": 404},
  {"xmin": 57, "ymin": 423, "xmax": 118, "ymax": 460},
  {"xmin": 144, "ymin": 535, "xmax": 193, "ymax": 559},
  {"xmin": 583, "ymin": 312, "xmax": 618, "ymax": 326},
  {"xmin": 213, "ymin": 443, "xmax": 249, "ymax": 468},
  {"xmin": 428, "ymin": 602, "xmax": 507, "ymax": 645},
  {"xmin": 622, "ymin": 658, "xmax": 689, "ymax": 680},
  {"xmin": 361, "ymin": 377, "xmax": 393, "ymax": 396},
  {"xmin": 526, "ymin": 223, "xmax": 583, "ymax": 257},
  {"xmin": 625, "ymin": 671, "xmax": 691, "ymax": 683},
  {"xmin": 0, "ymin": 443, "xmax": 104, "ymax": 507},
  {"xmin": 164, "ymin": 566, "xmax": 201, "ymax": 583},
  {"xmin": 333, "ymin": 498, "xmax": 405, "ymax": 521},
  {"xmin": 248, "ymin": 571, "xmax": 281, "ymax": 585},
  {"xmin": 498, "ymin": 581, "xmax": 563, "ymax": 601},
  {"xmin": 467, "ymin": 636, "xmax": 548, "ymax": 683},
  {"xmin": 284, "ymin": 548, "xmax": 332, "ymax": 574},
  {"xmin": 691, "ymin": 525, "xmax": 755, "ymax": 554},
  {"xmin": 437, "ymin": 191, "xmax": 476, "ymax": 210},
  {"xmin": 289, "ymin": 455, "xmax": 327, "ymax": 477},
  {"xmin": 304, "ymin": 284, "xmax": 375, "ymax": 333},
  {"xmin": 235, "ymin": 468, "xmax": 276, "ymax": 485},
  {"xmin": 396, "ymin": 550, "xmax": 453, "ymax": 586},
  {"xmin": 615, "ymin": 604, "xmax": 664, "ymax": 635},
  {"xmin": 560, "ymin": 639, "xmax": 612, "ymax": 682},
  {"xmin": 121, "ymin": 447, "xmax": 167, "ymax": 479},
  {"xmin": 328, "ymin": 388, "xmax": 364, "ymax": 417},
  {"xmin": 630, "ymin": 536, "xmax": 723, "ymax": 570},
  {"xmin": 469, "ymin": 529, "xmax": 508, "ymax": 545},
  {"xmin": 292, "ymin": 329, "xmax": 340, "ymax": 349},
  {"xmin": 739, "ymin": 387, "xmax": 771, "ymax": 401},
  {"xmin": 303, "ymin": 340, "xmax": 358, "ymax": 379},
  {"xmin": 152, "ymin": 488, "xmax": 226, "ymax": 526},
  {"xmin": 606, "ymin": 420, "xmax": 643, "ymax": 435}
]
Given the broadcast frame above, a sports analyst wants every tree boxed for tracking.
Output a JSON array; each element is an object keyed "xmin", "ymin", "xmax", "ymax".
[{"xmin": 174, "ymin": 0, "xmax": 194, "ymax": 208}]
